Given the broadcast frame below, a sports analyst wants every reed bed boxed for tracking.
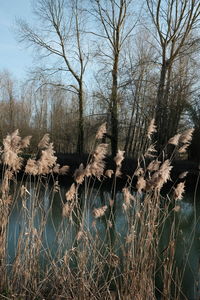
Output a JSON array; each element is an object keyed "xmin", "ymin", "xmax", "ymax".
[{"xmin": 0, "ymin": 123, "xmax": 197, "ymax": 299}]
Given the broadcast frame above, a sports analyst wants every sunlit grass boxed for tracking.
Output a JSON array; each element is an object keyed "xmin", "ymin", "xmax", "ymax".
[{"xmin": 0, "ymin": 123, "xmax": 197, "ymax": 299}]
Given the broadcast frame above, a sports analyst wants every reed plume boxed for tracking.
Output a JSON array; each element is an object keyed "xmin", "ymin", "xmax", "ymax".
[
  {"xmin": 93, "ymin": 205, "xmax": 107, "ymax": 218},
  {"xmin": 38, "ymin": 133, "xmax": 50, "ymax": 149},
  {"xmin": 87, "ymin": 143, "xmax": 108, "ymax": 179},
  {"xmin": 179, "ymin": 128, "xmax": 194, "ymax": 144},
  {"xmin": 38, "ymin": 143, "xmax": 57, "ymax": 174},
  {"xmin": 168, "ymin": 133, "xmax": 181, "ymax": 146},
  {"xmin": 25, "ymin": 158, "xmax": 38, "ymax": 175},
  {"xmin": 114, "ymin": 150, "xmax": 125, "ymax": 177},
  {"xmin": 147, "ymin": 119, "xmax": 157, "ymax": 139},
  {"xmin": 74, "ymin": 163, "xmax": 85, "ymax": 184},
  {"xmin": 95, "ymin": 122, "xmax": 107, "ymax": 140},
  {"xmin": 174, "ymin": 182, "xmax": 185, "ymax": 200}
]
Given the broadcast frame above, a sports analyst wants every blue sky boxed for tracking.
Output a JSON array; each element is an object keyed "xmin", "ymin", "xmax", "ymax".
[{"xmin": 0, "ymin": 0, "xmax": 34, "ymax": 80}]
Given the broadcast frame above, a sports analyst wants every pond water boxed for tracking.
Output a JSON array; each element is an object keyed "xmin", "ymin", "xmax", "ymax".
[{"xmin": 7, "ymin": 182, "xmax": 200, "ymax": 300}]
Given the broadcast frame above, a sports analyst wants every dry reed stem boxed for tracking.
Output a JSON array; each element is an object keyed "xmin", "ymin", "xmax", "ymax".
[{"xmin": 0, "ymin": 126, "xmax": 192, "ymax": 299}]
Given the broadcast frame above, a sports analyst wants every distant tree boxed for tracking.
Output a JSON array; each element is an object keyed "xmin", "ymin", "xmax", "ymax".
[
  {"xmin": 146, "ymin": 0, "xmax": 200, "ymax": 151},
  {"xmin": 17, "ymin": 0, "xmax": 89, "ymax": 153},
  {"xmin": 187, "ymin": 95, "xmax": 200, "ymax": 162},
  {"xmin": 92, "ymin": 0, "xmax": 138, "ymax": 156},
  {"xmin": 123, "ymin": 29, "xmax": 157, "ymax": 157},
  {"xmin": 0, "ymin": 71, "xmax": 33, "ymax": 142},
  {"xmin": 0, "ymin": 71, "xmax": 16, "ymax": 133}
]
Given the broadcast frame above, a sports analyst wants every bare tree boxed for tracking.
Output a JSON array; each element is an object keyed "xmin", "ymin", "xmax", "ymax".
[
  {"xmin": 0, "ymin": 71, "xmax": 16, "ymax": 134},
  {"xmin": 146, "ymin": 0, "xmax": 200, "ymax": 151},
  {"xmin": 17, "ymin": 0, "xmax": 89, "ymax": 153},
  {"xmin": 0, "ymin": 71, "xmax": 34, "ymax": 142},
  {"xmin": 187, "ymin": 94, "xmax": 200, "ymax": 162},
  {"xmin": 92, "ymin": 0, "xmax": 138, "ymax": 156},
  {"xmin": 123, "ymin": 29, "xmax": 157, "ymax": 157}
]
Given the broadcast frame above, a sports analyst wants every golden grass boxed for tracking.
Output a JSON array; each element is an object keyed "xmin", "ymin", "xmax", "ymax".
[{"xmin": 0, "ymin": 122, "xmax": 196, "ymax": 299}]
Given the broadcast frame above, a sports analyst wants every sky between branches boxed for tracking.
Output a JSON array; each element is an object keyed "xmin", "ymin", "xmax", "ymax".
[{"xmin": 0, "ymin": 0, "xmax": 35, "ymax": 80}]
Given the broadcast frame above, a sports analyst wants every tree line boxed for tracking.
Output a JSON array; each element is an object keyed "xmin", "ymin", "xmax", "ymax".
[{"xmin": 1, "ymin": 0, "xmax": 200, "ymax": 158}]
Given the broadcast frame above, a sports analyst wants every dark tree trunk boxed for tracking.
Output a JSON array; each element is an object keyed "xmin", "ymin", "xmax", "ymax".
[
  {"xmin": 111, "ymin": 54, "xmax": 119, "ymax": 157},
  {"xmin": 124, "ymin": 105, "xmax": 134, "ymax": 154},
  {"xmin": 76, "ymin": 82, "xmax": 84, "ymax": 154},
  {"xmin": 155, "ymin": 61, "xmax": 168, "ymax": 152},
  {"xmin": 124, "ymin": 81, "xmax": 140, "ymax": 154}
]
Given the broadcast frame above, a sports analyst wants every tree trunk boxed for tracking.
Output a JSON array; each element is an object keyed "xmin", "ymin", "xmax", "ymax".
[
  {"xmin": 111, "ymin": 54, "xmax": 119, "ymax": 157},
  {"xmin": 77, "ymin": 82, "xmax": 84, "ymax": 154},
  {"xmin": 155, "ymin": 61, "xmax": 168, "ymax": 151},
  {"xmin": 124, "ymin": 80, "xmax": 140, "ymax": 154}
]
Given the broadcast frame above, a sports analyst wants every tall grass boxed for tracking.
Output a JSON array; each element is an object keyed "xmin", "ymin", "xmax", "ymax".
[{"xmin": 0, "ymin": 124, "xmax": 197, "ymax": 299}]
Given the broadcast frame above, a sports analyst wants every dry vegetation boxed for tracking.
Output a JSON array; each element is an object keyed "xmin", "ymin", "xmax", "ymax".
[{"xmin": 0, "ymin": 122, "xmax": 197, "ymax": 299}]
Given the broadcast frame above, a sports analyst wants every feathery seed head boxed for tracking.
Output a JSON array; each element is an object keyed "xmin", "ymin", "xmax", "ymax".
[
  {"xmin": 2, "ymin": 150, "xmax": 22, "ymax": 172},
  {"xmin": 66, "ymin": 183, "xmax": 76, "ymax": 201},
  {"xmin": 147, "ymin": 119, "xmax": 157, "ymax": 139},
  {"xmin": 123, "ymin": 187, "xmax": 135, "ymax": 208},
  {"xmin": 37, "ymin": 143, "xmax": 57, "ymax": 174},
  {"xmin": 93, "ymin": 205, "xmax": 107, "ymax": 218},
  {"xmin": 74, "ymin": 163, "xmax": 85, "ymax": 184},
  {"xmin": 53, "ymin": 164, "xmax": 60, "ymax": 173},
  {"xmin": 95, "ymin": 122, "xmax": 107, "ymax": 140},
  {"xmin": 145, "ymin": 144, "xmax": 157, "ymax": 158},
  {"xmin": 179, "ymin": 171, "xmax": 188, "ymax": 179},
  {"xmin": 159, "ymin": 159, "xmax": 172, "ymax": 183},
  {"xmin": 168, "ymin": 133, "xmax": 181, "ymax": 146},
  {"xmin": 105, "ymin": 169, "xmax": 114, "ymax": 178},
  {"xmin": 59, "ymin": 165, "xmax": 70, "ymax": 175},
  {"xmin": 2, "ymin": 130, "xmax": 25, "ymax": 171},
  {"xmin": 136, "ymin": 176, "xmax": 146, "ymax": 193},
  {"xmin": 147, "ymin": 160, "xmax": 161, "ymax": 172},
  {"xmin": 62, "ymin": 203, "xmax": 72, "ymax": 218},
  {"xmin": 21, "ymin": 136, "xmax": 32, "ymax": 148},
  {"xmin": 178, "ymin": 143, "xmax": 189, "ymax": 153},
  {"xmin": 89, "ymin": 143, "xmax": 108, "ymax": 178},
  {"xmin": 151, "ymin": 159, "xmax": 172, "ymax": 190},
  {"xmin": 25, "ymin": 159, "xmax": 38, "ymax": 175},
  {"xmin": 174, "ymin": 205, "xmax": 181, "ymax": 212},
  {"xmin": 179, "ymin": 128, "xmax": 194, "ymax": 144},
  {"xmin": 134, "ymin": 167, "xmax": 144, "ymax": 177},
  {"xmin": 174, "ymin": 182, "xmax": 185, "ymax": 200},
  {"xmin": 114, "ymin": 150, "xmax": 125, "ymax": 167},
  {"xmin": 38, "ymin": 133, "xmax": 50, "ymax": 149}
]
